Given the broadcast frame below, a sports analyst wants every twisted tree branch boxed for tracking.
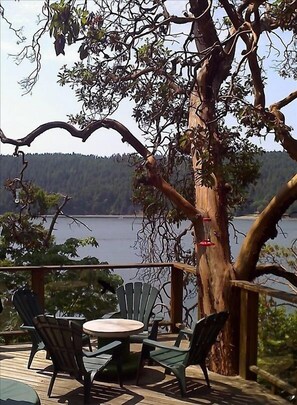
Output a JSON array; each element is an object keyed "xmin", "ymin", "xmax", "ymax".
[
  {"xmin": 235, "ymin": 174, "xmax": 297, "ymax": 279},
  {"xmin": 269, "ymin": 90, "xmax": 297, "ymax": 161},
  {"xmin": 0, "ymin": 118, "xmax": 201, "ymax": 221},
  {"xmin": 253, "ymin": 263, "xmax": 297, "ymax": 287}
]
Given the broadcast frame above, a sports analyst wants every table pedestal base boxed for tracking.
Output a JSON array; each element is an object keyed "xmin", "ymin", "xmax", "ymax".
[
  {"xmin": 97, "ymin": 337, "xmax": 140, "ymax": 380},
  {"xmin": 100, "ymin": 352, "xmax": 140, "ymax": 380}
]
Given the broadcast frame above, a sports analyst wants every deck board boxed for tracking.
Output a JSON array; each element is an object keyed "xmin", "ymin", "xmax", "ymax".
[{"xmin": 0, "ymin": 340, "xmax": 288, "ymax": 404}]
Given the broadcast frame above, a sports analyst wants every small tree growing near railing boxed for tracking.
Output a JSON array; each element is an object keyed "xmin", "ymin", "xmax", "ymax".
[
  {"xmin": 258, "ymin": 295, "xmax": 297, "ymax": 400},
  {"xmin": 0, "ymin": 168, "xmax": 122, "ymax": 333}
]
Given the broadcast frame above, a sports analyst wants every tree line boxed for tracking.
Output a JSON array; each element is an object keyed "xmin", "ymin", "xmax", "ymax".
[{"xmin": 0, "ymin": 151, "xmax": 296, "ymax": 216}]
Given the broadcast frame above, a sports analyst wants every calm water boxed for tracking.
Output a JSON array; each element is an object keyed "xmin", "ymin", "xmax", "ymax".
[
  {"xmin": 49, "ymin": 216, "xmax": 296, "ymax": 321},
  {"xmin": 50, "ymin": 216, "xmax": 297, "ymax": 282},
  {"xmin": 53, "ymin": 216, "xmax": 144, "ymax": 266}
]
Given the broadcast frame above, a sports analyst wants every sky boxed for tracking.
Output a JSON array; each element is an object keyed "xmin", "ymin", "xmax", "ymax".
[
  {"xmin": 0, "ymin": 1, "xmax": 295, "ymax": 157},
  {"xmin": 0, "ymin": 0, "xmax": 140, "ymax": 157}
]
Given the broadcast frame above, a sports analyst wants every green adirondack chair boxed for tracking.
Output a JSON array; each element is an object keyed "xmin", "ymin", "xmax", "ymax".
[
  {"xmin": 33, "ymin": 314, "xmax": 122, "ymax": 403},
  {"xmin": 136, "ymin": 311, "xmax": 229, "ymax": 396},
  {"xmin": 12, "ymin": 287, "xmax": 91, "ymax": 368},
  {"xmin": 103, "ymin": 282, "xmax": 162, "ymax": 342}
]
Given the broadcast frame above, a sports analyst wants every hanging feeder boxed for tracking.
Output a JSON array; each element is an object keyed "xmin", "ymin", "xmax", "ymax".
[
  {"xmin": 14, "ymin": 182, "xmax": 22, "ymax": 204},
  {"xmin": 199, "ymin": 217, "xmax": 215, "ymax": 247},
  {"xmin": 9, "ymin": 178, "xmax": 22, "ymax": 204},
  {"xmin": 10, "ymin": 150, "xmax": 28, "ymax": 205}
]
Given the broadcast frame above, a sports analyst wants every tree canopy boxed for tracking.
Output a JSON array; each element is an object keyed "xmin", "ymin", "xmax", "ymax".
[{"xmin": 1, "ymin": 0, "xmax": 296, "ymax": 376}]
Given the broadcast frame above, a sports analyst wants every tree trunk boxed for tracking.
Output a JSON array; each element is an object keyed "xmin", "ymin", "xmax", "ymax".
[
  {"xmin": 193, "ymin": 185, "xmax": 240, "ymax": 375},
  {"xmin": 189, "ymin": 73, "xmax": 239, "ymax": 375}
]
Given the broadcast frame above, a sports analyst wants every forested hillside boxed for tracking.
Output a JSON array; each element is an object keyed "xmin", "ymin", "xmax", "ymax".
[
  {"xmin": 0, "ymin": 154, "xmax": 136, "ymax": 215},
  {"xmin": 236, "ymin": 152, "xmax": 297, "ymax": 216},
  {"xmin": 0, "ymin": 152, "xmax": 296, "ymax": 216}
]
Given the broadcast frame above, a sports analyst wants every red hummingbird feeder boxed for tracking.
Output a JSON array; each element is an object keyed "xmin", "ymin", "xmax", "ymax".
[{"xmin": 199, "ymin": 217, "xmax": 215, "ymax": 247}]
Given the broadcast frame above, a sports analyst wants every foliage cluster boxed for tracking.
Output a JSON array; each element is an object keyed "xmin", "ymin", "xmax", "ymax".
[
  {"xmin": 258, "ymin": 296, "xmax": 297, "ymax": 395},
  {"xmin": 0, "ymin": 180, "xmax": 123, "ymax": 337}
]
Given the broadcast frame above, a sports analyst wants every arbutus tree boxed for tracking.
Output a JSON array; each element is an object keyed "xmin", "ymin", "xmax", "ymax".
[{"xmin": 1, "ymin": 0, "xmax": 297, "ymax": 375}]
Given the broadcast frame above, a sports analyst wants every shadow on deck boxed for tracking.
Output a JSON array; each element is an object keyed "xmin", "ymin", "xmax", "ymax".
[{"xmin": 0, "ymin": 339, "xmax": 289, "ymax": 405}]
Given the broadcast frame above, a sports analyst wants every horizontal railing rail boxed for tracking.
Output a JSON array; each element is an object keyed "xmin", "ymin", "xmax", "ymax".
[
  {"xmin": 231, "ymin": 280, "xmax": 296, "ymax": 397},
  {"xmin": 0, "ymin": 262, "xmax": 196, "ymax": 342}
]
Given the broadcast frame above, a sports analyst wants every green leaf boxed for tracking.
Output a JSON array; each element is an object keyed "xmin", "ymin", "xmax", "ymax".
[
  {"xmin": 54, "ymin": 34, "xmax": 66, "ymax": 56},
  {"xmin": 79, "ymin": 44, "xmax": 89, "ymax": 60}
]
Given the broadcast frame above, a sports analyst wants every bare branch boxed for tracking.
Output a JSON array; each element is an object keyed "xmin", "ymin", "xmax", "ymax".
[
  {"xmin": 272, "ymin": 90, "xmax": 297, "ymax": 110},
  {"xmin": 0, "ymin": 119, "xmax": 148, "ymax": 156},
  {"xmin": 254, "ymin": 263, "xmax": 297, "ymax": 287},
  {"xmin": 0, "ymin": 4, "xmax": 26, "ymax": 43},
  {"xmin": 269, "ymin": 91, "xmax": 297, "ymax": 160},
  {"xmin": 45, "ymin": 195, "xmax": 72, "ymax": 246}
]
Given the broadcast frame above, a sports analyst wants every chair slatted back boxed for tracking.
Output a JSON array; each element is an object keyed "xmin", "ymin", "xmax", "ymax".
[
  {"xmin": 13, "ymin": 288, "xmax": 43, "ymax": 326},
  {"xmin": 34, "ymin": 315, "xmax": 85, "ymax": 378},
  {"xmin": 117, "ymin": 282, "xmax": 159, "ymax": 329},
  {"xmin": 12, "ymin": 288, "xmax": 43, "ymax": 346},
  {"xmin": 187, "ymin": 311, "xmax": 229, "ymax": 366}
]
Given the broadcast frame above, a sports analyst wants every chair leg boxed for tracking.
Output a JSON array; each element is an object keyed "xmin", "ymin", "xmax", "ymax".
[
  {"xmin": 48, "ymin": 370, "xmax": 57, "ymax": 397},
  {"xmin": 172, "ymin": 368, "xmax": 187, "ymax": 397},
  {"xmin": 88, "ymin": 338, "xmax": 92, "ymax": 351},
  {"xmin": 83, "ymin": 375, "xmax": 92, "ymax": 404},
  {"xmin": 200, "ymin": 362, "xmax": 211, "ymax": 388},
  {"xmin": 27, "ymin": 346, "xmax": 37, "ymax": 369},
  {"xmin": 148, "ymin": 320, "xmax": 159, "ymax": 341},
  {"xmin": 136, "ymin": 352, "xmax": 146, "ymax": 385},
  {"xmin": 117, "ymin": 358, "xmax": 123, "ymax": 387}
]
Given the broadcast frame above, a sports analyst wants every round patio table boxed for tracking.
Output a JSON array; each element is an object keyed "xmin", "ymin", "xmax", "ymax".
[
  {"xmin": 83, "ymin": 318, "xmax": 144, "ymax": 378},
  {"xmin": 83, "ymin": 318, "xmax": 144, "ymax": 357},
  {"xmin": 83, "ymin": 318, "xmax": 144, "ymax": 339},
  {"xmin": 0, "ymin": 377, "xmax": 40, "ymax": 404}
]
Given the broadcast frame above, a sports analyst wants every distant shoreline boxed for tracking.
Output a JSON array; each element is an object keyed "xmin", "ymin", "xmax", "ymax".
[
  {"xmin": 236, "ymin": 215, "xmax": 297, "ymax": 220},
  {"xmin": 46, "ymin": 214, "xmax": 297, "ymax": 220}
]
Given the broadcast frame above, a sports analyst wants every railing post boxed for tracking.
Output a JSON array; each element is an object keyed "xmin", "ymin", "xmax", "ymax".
[
  {"xmin": 171, "ymin": 264, "xmax": 183, "ymax": 333},
  {"xmin": 31, "ymin": 268, "xmax": 45, "ymax": 311},
  {"xmin": 239, "ymin": 288, "xmax": 259, "ymax": 380}
]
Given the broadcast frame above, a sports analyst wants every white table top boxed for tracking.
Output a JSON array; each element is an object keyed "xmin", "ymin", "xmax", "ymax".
[{"xmin": 83, "ymin": 318, "xmax": 144, "ymax": 338}]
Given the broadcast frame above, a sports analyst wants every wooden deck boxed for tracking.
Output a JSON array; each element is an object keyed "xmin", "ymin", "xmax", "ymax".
[{"xmin": 0, "ymin": 337, "xmax": 288, "ymax": 405}]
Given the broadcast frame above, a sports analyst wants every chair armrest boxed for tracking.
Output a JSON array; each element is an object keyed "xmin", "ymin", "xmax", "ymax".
[
  {"xmin": 102, "ymin": 311, "xmax": 120, "ymax": 319},
  {"xmin": 57, "ymin": 316, "xmax": 86, "ymax": 324},
  {"xmin": 83, "ymin": 340, "xmax": 122, "ymax": 357},
  {"xmin": 179, "ymin": 327, "xmax": 192, "ymax": 338},
  {"xmin": 142, "ymin": 338, "xmax": 189, "ymax": 353},
  {"xmin": 175, "ymin": 323, "xmax": 192, "ymax": 336},
  {"xmin": 151, "ymin": 314, "xmax": 163, "ymax": 322},
  {"xmin": 174, "ymin": 325, "xmax": 193, "ymax": 346},
  {"xmin": 46, "ymin": 311, "xmax": 86, "ymax": 323},
  {"xmin": 20, "ymin": 324, "xmax": 35, "ymax": 332}
]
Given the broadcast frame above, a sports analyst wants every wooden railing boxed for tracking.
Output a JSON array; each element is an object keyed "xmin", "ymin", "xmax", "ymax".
[
  {"xmin": 231, "ymin": 280, "xmax": 297, "ymax": 397},
  {"xmin": 0, "ymin": 262, "xmax": 196, "ymax": 337}
]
